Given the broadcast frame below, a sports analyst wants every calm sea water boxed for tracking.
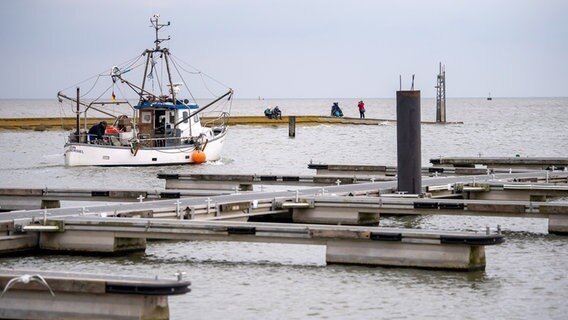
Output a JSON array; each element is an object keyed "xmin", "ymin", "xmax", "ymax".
[{"xmin": 0, "ymin": 98, "xmax": 567, "ymax": 319}]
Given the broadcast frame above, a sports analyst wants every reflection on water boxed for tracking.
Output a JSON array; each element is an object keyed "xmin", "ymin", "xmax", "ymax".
[{"xmin": 380, "ymin": 215, "xmax": 427, "ymax": 229}]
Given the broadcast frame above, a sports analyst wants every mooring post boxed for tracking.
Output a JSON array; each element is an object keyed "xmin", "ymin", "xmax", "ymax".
[
  {"xmin": 76, "ymin": 87, "xmax": 80, "ymax": 141},
  {"xmin": 396, "ymin": 90, "xmax": 422, "ymax": 194},
  {"xmin": 289, "ymin": 116, "xmax": 296, "ymax": 137},
  {"xmin": 435, "ymin": 63, "xmax": 446, "ymax": 123}
]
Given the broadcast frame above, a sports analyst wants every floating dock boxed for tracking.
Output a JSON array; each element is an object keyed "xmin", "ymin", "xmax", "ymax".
[
  {"xmin": 0, "ymin": 269, "xmax": 190, "ymax": 320},
  {"xmin": 0, "ymin": 172, "xmax": 526, "ymax": 271},
  {"xmin": 3, "ymin": 169, "xmax": 567, "ymax": 272},
  {"xmin": 430, "ymin": 157, "xmax": 568, "ymax": 170},
  {"xmin": 16, "ymin": 217, "xmax": 502, "ymax": 271},
  {"xmin": 0, "ymin": 187, "xmax": 230, "ymax": 211},
  {"xmin": 307, "ymin": 163, "xmax": 536, "ymax": 176}
]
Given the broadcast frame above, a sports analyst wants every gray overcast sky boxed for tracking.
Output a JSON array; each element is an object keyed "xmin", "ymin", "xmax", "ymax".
[{"xmin": 1, "ymin": 0, "xmax": 567, "ymax": 99}]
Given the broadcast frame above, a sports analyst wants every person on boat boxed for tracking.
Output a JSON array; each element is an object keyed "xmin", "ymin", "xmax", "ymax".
[
  {"xmin": 272, "ymin": 106, "xmax": 282, "ymax": 120},
  {"xmin": 116, "ymin": 115, "xmax": 130, "ymax": 132},
  {"xmin": 88, "ymin": 121, "xmax": 107, "ymax": 143},
  {"xmin": 358, "ymin": 100, "xmax": 366, "ymax": 119},
  {"xmin": 264, "ymin": 107, "xmax": 273, "ymax": 119},
  {"xmin": 331, "ymin": 102, "xmax": 343, "ymax": 117}
]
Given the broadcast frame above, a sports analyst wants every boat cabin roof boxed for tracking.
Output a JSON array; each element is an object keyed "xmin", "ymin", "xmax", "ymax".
[{"xmin": 135, "ymin": 101, "xmax": 199, "ymax": 110}]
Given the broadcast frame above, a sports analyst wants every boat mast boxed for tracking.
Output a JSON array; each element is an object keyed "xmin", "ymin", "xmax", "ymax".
[
  {"xmin": 139, "ymin": 51, "xmax": 152, "ymax": 103},
  {"xmin": 163, "ymin": 49, "xmax": 176, "ymax": 102},
  {"xmin": 141, "ymin": 14, "xmax": 174, "ymax": 102}
]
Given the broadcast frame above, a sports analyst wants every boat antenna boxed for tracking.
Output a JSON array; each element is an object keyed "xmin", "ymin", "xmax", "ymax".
[{"xmin": 150, "ymin": 14, "xmax": 170, "ymax": 50}]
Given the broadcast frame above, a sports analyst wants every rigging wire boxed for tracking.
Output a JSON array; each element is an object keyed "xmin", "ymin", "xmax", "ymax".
[
  {"xmin": 148, "ymin": 56, "xmax": 155, "ymax": 93},
  {"xmin": 148, "ymin": 54, "xmax": 165, "ymax": 96},
  {"xmin": 114, "ymin": 83, "xmax": 135, "ymax": 110},
  {"xmin": 79, "ymin": 75, "xmax": 103, "ymax": 98},
  {"xmin": 171, "ymin": 53, "xmax": 231, "ymax": 90},
  {"xmin": 57, "ymin": 40, "xmax": 233, "ymax": 126},
  {"xmin": 120, "ymin": 55, "xmax": 144, "ymax": 73},
  {"xmin": 91, "ymin": 83, "xmax": 116, "ymax": 105},
  {"xmin": 169, "ymin": 58, "xmax": 197, "ymax": 104},
  {"xmin": 199, "ymin": 73, "xmax": 218, "ymax": 97},
  {"xmin": 59, "ymin": 54, "xmax": 144, "ymax": 95},
  {"xmin": 159, "ymin": 55, "xmax": 165, "ymax": 96}
]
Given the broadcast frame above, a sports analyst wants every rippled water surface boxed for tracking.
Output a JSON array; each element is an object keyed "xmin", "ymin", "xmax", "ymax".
[{"xmin": 0, "ymin": 98, "xmax": 567, "ymax": 319}]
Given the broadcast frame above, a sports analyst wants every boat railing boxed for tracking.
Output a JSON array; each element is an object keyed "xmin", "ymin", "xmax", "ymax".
[
  {"xmin": 68, "ymin": 132, "xmax": 194, "ymax": 148},
  {"xmin": 135, "ymin": 135, "xmax": 197, "ymax": 148},
  {"xmin": 202, "ymin": 111, "xmax": 230, "ymax": 131}
]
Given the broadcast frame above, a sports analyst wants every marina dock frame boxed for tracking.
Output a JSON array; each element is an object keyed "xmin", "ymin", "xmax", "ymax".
[
  {"xmin": 0, "ymin": 195, "xmax": 505, "ymax": 271},
  {"xmin": 0, "ymin": 162, "xmax": 566, "ymax": 294}
]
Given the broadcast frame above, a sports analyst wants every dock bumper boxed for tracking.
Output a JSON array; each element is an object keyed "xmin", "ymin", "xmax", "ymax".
[
  {"xmin": 440, "ymin": 234, "xmax": 504, "ymax": 245},
  {"xmin": 106, "ymin": 281, "xmax": 192, "ymax": 295}
]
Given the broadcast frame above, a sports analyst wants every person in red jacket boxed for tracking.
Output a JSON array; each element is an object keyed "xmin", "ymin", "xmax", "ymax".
[{"xmin": 357, "ymin": 100, "xmax": 366, "ymax": 119}]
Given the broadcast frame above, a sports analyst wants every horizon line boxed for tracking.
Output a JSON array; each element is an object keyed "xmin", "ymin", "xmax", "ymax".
[{"xmin": 1, "ymin": 96, "xmax": 567, "ymax": 100}]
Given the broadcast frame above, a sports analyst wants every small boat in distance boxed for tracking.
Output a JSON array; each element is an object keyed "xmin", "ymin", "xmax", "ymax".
[
  {"xmin": 487, "ymin": 93, "xmax": 493, "ymax": 101},
  {"xmin": 57, "ymin": 15, "xmax": 233, "ymax": 167}
]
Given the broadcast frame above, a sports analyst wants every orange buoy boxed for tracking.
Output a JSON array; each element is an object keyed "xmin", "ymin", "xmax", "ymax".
[{"xmin": 191, "ymin": 150, "xmax": 206, "ymax": 164}]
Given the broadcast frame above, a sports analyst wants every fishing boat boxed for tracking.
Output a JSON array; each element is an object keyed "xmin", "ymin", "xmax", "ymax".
[{"xmin": 57, "ymin": 15, "xmax": 233, "ymax": 167}]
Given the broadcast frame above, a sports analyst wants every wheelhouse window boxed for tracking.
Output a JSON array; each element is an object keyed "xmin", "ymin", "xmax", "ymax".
[{"xmin": 141, "ymin": 111, "xmax": 152, "ymax": 124}]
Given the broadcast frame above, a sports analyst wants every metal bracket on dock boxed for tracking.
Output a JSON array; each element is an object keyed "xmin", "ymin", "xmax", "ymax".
[
  {"xmin": 280, "ymin": 200, "xmax": 314, "ymax": 209},
  {"xmin": 16, "ymin": 219, "xmax": 64, "ymax": 233},
  {"xmin": 426, "ymin": 184, "xmax": 454, "ymax": 192},
  {"xmin": 21, "ymin": 225, "xmax": 60, "ymax": 232},
  {"xmin": 220, "ymin": 202, "xmax": 250, "ymax": 212}
]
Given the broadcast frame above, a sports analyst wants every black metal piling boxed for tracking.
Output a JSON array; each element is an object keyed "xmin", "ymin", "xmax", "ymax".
[
  {"xmin": 289, "ymin": 116, "xmax": 296, "ymax": 137},
  {"xmin": 396, "ymin": 90, "xmax": 422, "ymax": 194}
]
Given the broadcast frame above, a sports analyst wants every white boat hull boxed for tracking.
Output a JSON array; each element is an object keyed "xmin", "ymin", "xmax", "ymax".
[{"xmin": 64, "ymin": 133, "xmax": 226, "ymax": 167}]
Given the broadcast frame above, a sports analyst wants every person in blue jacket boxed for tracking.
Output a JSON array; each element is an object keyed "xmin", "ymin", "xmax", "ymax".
[
  {"xmin": 331, "ymin": 102, "xmax": 343, "ymax": 117},
  {"xmin": 272, "ymin": 106, "xmax": 282, "ymax": 119},
  {"xmin": 88, "ymin": 121, "xmax": 107, "ymax": 143}
]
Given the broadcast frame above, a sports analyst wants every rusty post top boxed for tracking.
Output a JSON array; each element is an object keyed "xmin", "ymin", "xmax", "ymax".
[{"xmin": 397, "ymin": 90, "xmax": 421, "ymax": 97}]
